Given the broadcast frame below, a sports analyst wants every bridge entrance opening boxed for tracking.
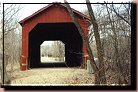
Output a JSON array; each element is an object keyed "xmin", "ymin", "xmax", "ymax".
[
  {"xmin": 28, "ymin": 23, "xmax": 83, "ymax": 68},
  {"xmin": 40, "ymin": 41, "xmax": 66, "ymax": 67}
]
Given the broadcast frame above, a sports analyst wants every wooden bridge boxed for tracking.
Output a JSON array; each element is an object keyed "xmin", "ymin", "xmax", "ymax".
[{"xmin": 19, "ymin": 2, "xmax": 90, "ymax": 70}]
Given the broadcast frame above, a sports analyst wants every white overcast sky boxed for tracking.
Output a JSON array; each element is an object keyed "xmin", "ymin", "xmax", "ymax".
[{"xmin": 2, "ymin": 0, "xmax": 132, "ymax": 21}]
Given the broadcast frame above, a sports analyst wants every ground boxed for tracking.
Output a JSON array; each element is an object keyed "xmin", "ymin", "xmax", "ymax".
[
  {"xmin": 6, "ymin": 57, "xmax": 129, "ymax": 86},
  {"xmin": 9, "ymin": 57, "xmax": 95, "ymax": 86},
  {"xmin": 10, "ymin": 67, "xmax": 95, "ymax": 86},
  {"xmin": 41, "ymin": 57, "xmax": 65, "ymax": 62}
]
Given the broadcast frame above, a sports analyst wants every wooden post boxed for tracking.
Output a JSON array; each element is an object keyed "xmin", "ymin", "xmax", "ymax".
[
  {"xmin": 21, "ymin": 55, "xmax": 28, "ymax": 71},
  {"xmin": 84, "ymin": 54, "xmax": 88, "ymax": 69},
  {"xmin": 87, "ymin": 60, "xmax": 94, "ymax": 74}
]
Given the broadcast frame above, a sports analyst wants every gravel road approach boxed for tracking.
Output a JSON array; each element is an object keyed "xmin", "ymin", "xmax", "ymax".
[{"xmin": 10, "ymin": 67, "xmax": 95, "ymax": 86}]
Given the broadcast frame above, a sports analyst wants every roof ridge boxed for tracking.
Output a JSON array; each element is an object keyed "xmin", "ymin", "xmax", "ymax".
[{"xmin": 19, "ymin": 3, "xmax": 90, "ymax": 25}]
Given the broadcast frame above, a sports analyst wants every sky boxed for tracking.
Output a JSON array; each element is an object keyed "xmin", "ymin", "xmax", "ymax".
[
  {"xmin": 2, "ymin": 0, "xmax": 132, "ymax": 21},
  {"xmin": 41, "ymin": 41, "xmax": 56, "ymax": 46},
  {"xmin": 18, "ymin": 4, "xmax": 87, "ymax": 21}
]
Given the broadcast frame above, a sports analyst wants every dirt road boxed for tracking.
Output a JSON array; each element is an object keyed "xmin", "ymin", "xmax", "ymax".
[{"xmin": 10, "ymin": 67, "xmax": 95, "ymax": 86}]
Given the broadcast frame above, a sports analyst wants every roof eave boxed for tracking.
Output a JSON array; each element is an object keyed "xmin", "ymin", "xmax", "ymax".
[
  {"xmin": 19, "ymin": 3, "xmax": 90, "ymax": 26},
  {"xmin": 19, "ymin": 4, "xmax": 53, "ymax": 26}
]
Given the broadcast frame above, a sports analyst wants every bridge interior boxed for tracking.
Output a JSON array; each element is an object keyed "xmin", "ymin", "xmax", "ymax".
[{"xmin": 28, "ymin": 22, "xmax": 83, "ymax": 68}]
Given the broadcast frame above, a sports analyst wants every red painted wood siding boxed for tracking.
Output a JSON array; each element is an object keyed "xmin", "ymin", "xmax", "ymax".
[{"xmin": 21, "ymin": 5, "xmax": 89, "ymax": 70}]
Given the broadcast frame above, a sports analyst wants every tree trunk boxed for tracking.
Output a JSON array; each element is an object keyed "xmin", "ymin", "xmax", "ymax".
[
  {"xmin": 86, "ymin": 0, "xmax": 107, "ymax": 84},
  {"xmin": 4, "ymin": 55, "xmax": 10, "ymax": 84},
  {"xmin": 0, "ymin": 53, "xmax": 2, "ymax": 85},
  {"xmin": 64, "ymin": 0, "xmax": 100, "ymax": 84}
]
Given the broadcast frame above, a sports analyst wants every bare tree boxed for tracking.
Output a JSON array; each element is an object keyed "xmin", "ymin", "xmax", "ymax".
[
  {"xmin": 103, "ymin": 3, "xmax": 131, "ymax": 84},
  {"xmin": 92, "ymin": 3, "xmax": 131, "ymax": 85},
  {"xmin": 64, "ymin": 0, "xmax": 100, "ymax": 84},
  {"xmin": 86, "ymin": 0, "xmax": 107, "ymax": 84},
  {"xmin": 41, "ymin": 45, "xmax": 50, "ymax": 57},
  {"xmin": 53, "ymin": 41, "xmax": 65, "ymax": 61},
  {"xmin": 0, "ymin": 3, "xmax": 3, "ymax": 85},
  {"xmin": 81, "ymin": 3, "xmax": 131, "ymax": 85},
  {"xmin": 41, "ymin": 41, "xmax": 65, "ymax": 61},
  {"xmin": 111, "ymin": 3, "xmax": 131, "ymax": 26},
  {"xmin": 3, "ymin": 4, "xmax": 22, "ymax": 84}
]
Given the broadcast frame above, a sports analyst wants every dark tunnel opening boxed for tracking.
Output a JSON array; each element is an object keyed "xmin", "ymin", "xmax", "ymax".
[{"xmin": 28, "ymin": 22, "xmax": 83, "ymax": 68}]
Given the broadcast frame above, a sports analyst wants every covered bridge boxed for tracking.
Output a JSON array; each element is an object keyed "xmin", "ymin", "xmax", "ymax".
[{"xmin": 19, "ymin": 2, "xmax": 90, "ymax": 70}]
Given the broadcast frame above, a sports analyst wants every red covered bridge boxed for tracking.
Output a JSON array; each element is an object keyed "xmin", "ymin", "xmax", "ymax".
[{"xmin": 19, "ymin": 2, "xmax": 90, "ymax": 71}]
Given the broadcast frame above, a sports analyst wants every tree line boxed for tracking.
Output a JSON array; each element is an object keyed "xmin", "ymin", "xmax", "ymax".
[{"xmin": 41, "ymin": 41, "xmax": 65, "ymax": 61}]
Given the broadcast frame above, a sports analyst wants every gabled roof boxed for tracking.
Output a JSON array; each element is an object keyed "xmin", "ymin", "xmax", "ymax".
[{"xmin": 19, "ymin": 2, "xmax": 90, "ymax": 25}]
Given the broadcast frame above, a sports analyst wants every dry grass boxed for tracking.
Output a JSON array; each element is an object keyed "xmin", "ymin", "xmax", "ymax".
[
  {"xmin": 8, "ymin": 63, "xmax": 95, "ymax": 86},
  {"xmin": 5, "ymin": 59, "xmax": 130, "ymax": 86}
]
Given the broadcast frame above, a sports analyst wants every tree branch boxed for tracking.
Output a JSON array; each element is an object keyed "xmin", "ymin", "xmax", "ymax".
[{"xmin": 64, "ymin": 0, "xmax": 99, "ymax": 72}]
